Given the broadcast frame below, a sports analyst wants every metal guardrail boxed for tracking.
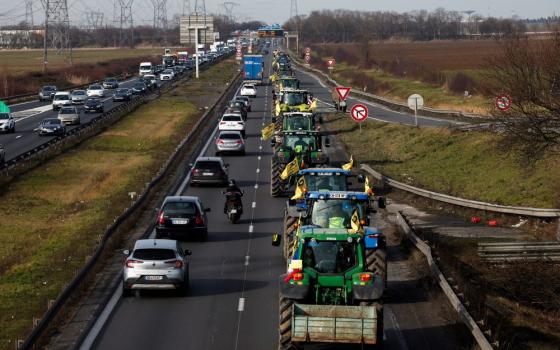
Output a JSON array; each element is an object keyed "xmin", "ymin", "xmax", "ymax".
[
  {"xmin": 478, "ymin": 242, "xmax": 560, "ymax": 262},
  {"xmin": 396, "ymin": 212, "xmax": 494, "ymax": 350},
  {"xmin": 19, "ymin": 54, "xmax": 236, "ymax": 349},
  {"xmin": 287, "ymin": 51, "xmax": 492, "ymax": 123},
  {"xmin": 361, "ymin": 164, "xmax": 560, "ymax": 218}
]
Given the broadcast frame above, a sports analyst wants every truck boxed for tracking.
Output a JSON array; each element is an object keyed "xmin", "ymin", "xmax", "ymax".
[
  {"xmin": 277, "ymin": 225, "xmax": 384, "ymax": 350},
  {"xmin": 177, "ymin": 51, "xmax": 189, "ymax": 64},
  {"xmin": 243, "ymin": 55, "xmax": 264, "ymax": 85},
  {"xmin": 138, "ymin": 62, "xmax": 153, "ymax": 76}
]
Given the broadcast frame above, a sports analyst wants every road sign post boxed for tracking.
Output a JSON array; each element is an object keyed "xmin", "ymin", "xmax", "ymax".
[
  {"xmin": 350, "ymin": 103, "xmax": 368, "ymax": 132},
  {"xmin": 407, "ymin": 94, "xmax": 424, "ymax": 127}
]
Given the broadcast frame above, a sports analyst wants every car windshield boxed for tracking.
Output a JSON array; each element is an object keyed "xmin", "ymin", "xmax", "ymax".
[
  {"xmin": 195, "ymin": 161, "xmax": 221, "ymax": 169},
  {"xmin": 219, "ymin": 133, "xmax": 241, "ymax": 140},
  {"xmin": 72, "ymin": 90, "xmax": 85, "ymax": 95},
  {"xmin": 105, "ymin": 79, "xmax": 116, "ymax": 83},
  {"xmin": 311, "ymin": 199, "xmax": 365, "ymax": 229},
  {"xmin": 229, "ymin": 102, "xmax": 243, "ymax": 108},
  {"xmin": 43, "ymin": 119, "xmax": 61, "ymax": 125},
  {"xmin": 281, "ymin": 79, "xmax": 299, "ymax": 89},
  {"xmin": 133, "ymin": 248, "xmax": 176, "ymax": 260},
  {"xmin": 43, "ymin": 86, "xmax": 55, "ymax": 91},
  {"xmin": 89, "ymin": 85, "xmax": 102, "ymax": 90},
  {"xmin": 60, "ymin": 108, "xmax": 76, "ymax": 114},
  {"xmin": 302, "ymin": 240, "xmax": 356, "ymax": 273},
  {"xmin": 0, "ymin": 113, "xmax": 9, "ymax": 120},
  {"xmin": 222, "ymin": 115, "xmax": 241, "ymax": 122},
  {"xmin": 54, "ymin": 95, "xmax": 69, "ymax": 100},
  {"xmin": 116, "ymin": 89, "xmax": 128, "ymax": 94},
  {"xmin": 163, "ymin": 70, "xmax": 173, "ymax": 74},
  {"xmin": 163, "ymin": 201, "xmax": 196, "ymax": 215},
  {"xmin": 284, "ymin": 135, "xmax": 316, "ymax": 151},
  {"xmin": 244, "ymin": 85, "xmax": 255, "ymax": 90},
  {"xmin": 282, "ymin": 92, "xmax": 307, "ymax": 105},
  {"xmin": 305, "ymin": 174, "xmax": 348, "ymax": 192},
  {"xmin": 87, "ymin": 98, "xmax": 100, "ymax": 104}
]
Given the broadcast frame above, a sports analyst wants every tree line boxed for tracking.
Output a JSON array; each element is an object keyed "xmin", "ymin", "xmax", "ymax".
[{"xmin": 284, "ymin": 9, "xmax": 528, "ymax": 42}]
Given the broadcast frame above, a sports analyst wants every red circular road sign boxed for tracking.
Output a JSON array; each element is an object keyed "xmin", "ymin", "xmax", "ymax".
[
  {"xmin": 495, "ymin": 94, "xmax": 512, "ymax": 111},
  {"xmin": 350, "ymin": 104, "xmax": 368, "ymax": 122}
]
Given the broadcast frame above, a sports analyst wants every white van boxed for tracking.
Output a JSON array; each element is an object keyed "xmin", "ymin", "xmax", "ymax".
[{"xmin": 138, "ymin": 62, "xmax": 153, "ymax": 76}]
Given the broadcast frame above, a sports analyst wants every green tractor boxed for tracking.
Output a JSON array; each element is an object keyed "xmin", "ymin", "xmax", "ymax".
[
  {"xmin": 273, "ymin": 112, "xmax": 317, "ymax": 132},
  {"xmin": 275, "ymin": 89, "xmax": 312, "ymax": 118},
  {"xmin": 274, "ymin": 76, "xmax": 300, "ymax": 96},
  {"xmin": 277, "ymin": 226, "xmax": 384, "ymax": 350},
  {"xmin": 270, "ymin": 131, "xmax": 329, "ymax": 197},
  {"xmin": 282, "ymin": 191, "xmax": 387, "ymax": 289}
]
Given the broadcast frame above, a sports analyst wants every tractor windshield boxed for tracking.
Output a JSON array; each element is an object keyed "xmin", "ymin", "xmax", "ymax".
[
  {"xmin": 302, "ymin": 240, "xmax": 356, "ymax": 273},
  {"xmin": 305, "ymin": 174, "xmax": 347, "ymax": 192},
  {"xmin": 311, "ymin": 199, "xmax": 365, "ymax": 229},
  {"xmin": 285, "ymin": 116, "xmax": 312, "ymax": 131},
  {"xmin": 284, "ymin": 135, "xmax": 317, "ymax": 153},
  {"xmin": 281, "ymin": 79, "xmax": 299, "ymax": 90},
  {"xmin": 282, "ymin": 92, "xmax": 307, "ymax": 106}
]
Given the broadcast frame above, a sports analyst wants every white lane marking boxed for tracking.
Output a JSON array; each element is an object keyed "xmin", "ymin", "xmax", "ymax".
[
  {"xmin": 244, "ymin": 256, "xmax": 250, "ymax": 266},
  {"xmin": 256, "ymin": 168, "xmax": 260, "ymax": 173},
  {"xmin": 259, "ymin": 145, "xmax": 262, "ymax": 150},
  {"xmin": 254, "ymin": 183, "xmax": 258, "ymax": 189},
  {"xmin": 248, "ymin": 225, "xmax": 254, "ymax": 233},
  {"xmin": 251, "ymin": 201, "xmax": 256, "ymax": 208},
  {"xmin": 15, "ymin": 135, "xmax": 22, "ymax": 139},
  {"xmin": 385, "ymin": 305, "xmax": 410, "ymax": 350},
  {"xmin": 237, "ymin": 298, "xmax": 245, "ymax": 312},
  {"xmin": 257, "ymin": 156, "xmax": 261, "ymax": 160}
]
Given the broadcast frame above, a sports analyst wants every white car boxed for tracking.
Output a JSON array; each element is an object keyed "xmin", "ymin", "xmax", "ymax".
[
  {"xmin": 219, "ymin": 113, "xmax": 245, "ymax": 138},
  {"xmin": 159, "ymin": 69, "xmax": 175, "ymax": 81},
  {"xmin": 52, "ymin": 92, "xmax": 72, "ymax": 111},
  {"xmin": 86, "ymin": 84, "xmax": 105, "ymax": 97},
  {"xmin": 0, "ymin": 112, "xmax": 15, "ymax": 133},
  {"xmin": 240, "ymin": 84, "xmax": 257, "ymax": 97}
]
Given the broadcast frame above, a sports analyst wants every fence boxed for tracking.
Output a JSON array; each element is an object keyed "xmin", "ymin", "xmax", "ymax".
[{"xmin": 478, "ymin": 242, "xmax": 560, "ymax": 262}]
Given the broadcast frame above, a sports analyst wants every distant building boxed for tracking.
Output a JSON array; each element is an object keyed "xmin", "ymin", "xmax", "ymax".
[{"xmin": 0, "ymin": 29, "xmax": 43, "ymax": 48}]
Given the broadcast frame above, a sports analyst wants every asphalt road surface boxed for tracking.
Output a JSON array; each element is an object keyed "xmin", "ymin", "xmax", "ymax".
[{"xmin": 87, "ymin": 50, "xmax": 465, "ymax": 350}]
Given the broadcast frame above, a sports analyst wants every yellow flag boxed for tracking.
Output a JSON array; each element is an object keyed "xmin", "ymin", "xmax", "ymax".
[
  {"xmin": 364, "ymin": 176, "xmax": 370, "ymax": 193},
  {"xmin": 261, "ymin": 123, "xmax": 275, "ymax": 140},
  {"xmin": 280, "ymin": 157, "xmax": 300, "ymax": 180},
  {"xmin": 309, "ymin": 99, "xmax": 317, "ymax": 110},
  {"xmin": 342, "ymin": 155, "xmax": 353, "ymax": 170},
  {"xmin": 350, "ymin": 208, "xmax": 362, "ymax": 233},
  {"xmin": 291, "ymin": 176, "xmax": 307, "ymax": 200},
  {"xmin": 275, "ymin": 102, "xmax": 281, "ymax": 117}
]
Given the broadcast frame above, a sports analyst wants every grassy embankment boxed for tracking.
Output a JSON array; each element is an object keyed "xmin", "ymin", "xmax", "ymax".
[
  {"xmin": 302, "ymin": 41, "xmax": 503, "ymax": 114},
  {"xmin": 327, "ymin": 114, "xmax": 560, "ymax": 208},
  {"xmin": 0, "ymin": 58, "xmax": 238, "ymax": 348}
]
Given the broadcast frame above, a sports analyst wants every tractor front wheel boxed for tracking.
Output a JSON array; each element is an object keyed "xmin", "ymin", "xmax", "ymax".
[
  {"xmin": 283, "ymin": 212, "xmax": 297, "ymax": 259},
  {"xmin": 271, "ymin": 159, "xmax": 282, "ymax": 197}
]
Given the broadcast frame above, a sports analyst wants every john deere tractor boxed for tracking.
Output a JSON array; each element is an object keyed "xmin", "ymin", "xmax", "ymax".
[
  {"xmin": 282, "ymin": 191, "xmax": 387, "ymax": 289},
  {"xmin": 277, "ymin": 226, "xmax": 384, "ymax": 350},
  {"xmin": 276, "ymin": 89, "xmax": 312, "ymax": 117},
  {"xmin": 275, "ymin": 112, "xmax": 317, "ymax": 132},
  {"xmin": 273, "ymin": 76, "xmax": 300, "ymax": 99},
  {"xmin": 270, "ymin": 131, "xmax": 329, "ymax": 197}
]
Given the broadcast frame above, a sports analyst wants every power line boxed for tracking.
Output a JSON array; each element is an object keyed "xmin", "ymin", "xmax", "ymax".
[
  {"xmin": 222, "ymin": 1, "xmax": 238, "ymax": 22},
  {"xmin": 117, "ymin": 0, "xmax": 133, "ymax": 47},
  {"xmin": 86, "ymin": 11, "xmax": 104, "ymax": 30},
  {"xmin": 25, "ymin": 0, "xmax": 34, "ymax": 28},
  {"xmin": 41, "ymin": 0, "xmax": 73, "ymax": 70}
]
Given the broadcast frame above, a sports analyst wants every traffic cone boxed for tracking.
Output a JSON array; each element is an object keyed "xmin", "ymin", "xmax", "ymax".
[
  {"xmin": 471, "ymin": 217, "xmax": 481, "ymax": 224},
  {"xmin": 488, "ymin": 220, "xmax": 498, "ymax": 227}
]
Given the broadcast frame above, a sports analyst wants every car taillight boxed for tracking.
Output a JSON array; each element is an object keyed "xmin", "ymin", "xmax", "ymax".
[
  {"xmin": 368, "ymin": 234, "xmax": 379, "ymax": 238},
  {"xmin": 235, "ymin": 140, "xmax": 243, "ymax": 145},
  {"xmin": 220, "ymin": 122, "xmax": 226, "ymax": 125},
  {"xmin": 158, "ymin": 212, "xmax": 165, "ymax": 225},
  {"xmin": 126, "ymin": 259, "xmax": 143, "ymax": 268},
  {"xmin": 360, "ymin": 273, "xmax": 372, "ymax": 282},
  {"xmin": 195, "ymin": 213, "xmax": 204, "ymax": 225},
  {"xmin": 293, "ymin": 272, "xmax": 304, "ymax": 281},
  {"xmin": 165, "ymin": 259, "xmax": 183, "ymax": 268},
  {"xmin": 193, "ymin": 168, "xmax": 200, "ymax": 175},
  {"xmin": 217, "ymin": 139, "xmax": 224, "ymax": 144}
]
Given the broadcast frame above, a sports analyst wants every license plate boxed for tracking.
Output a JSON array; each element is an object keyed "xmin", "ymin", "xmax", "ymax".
[
  {"xmin": 203, "ymin": 172, "xmax": 213, "ymax": 176},
  {"xmin": 145, "ymin": 275, "xmax": 163, "ymax": 281},
  {"xmin": 230, "ymin": 209, "xmax": 237, "ymax": 214},
  {"xmin": 172, "ymin": 219, "xmax": 189, "ymax": 225},
  {"xmin": 329, "ymin": 192, "xmax": 346, "ymax": 198}
]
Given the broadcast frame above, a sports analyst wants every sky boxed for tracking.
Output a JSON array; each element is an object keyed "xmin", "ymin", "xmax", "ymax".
[{"xmin": 0, "ymin": 0, "xmax": 559, "ymax": 27}]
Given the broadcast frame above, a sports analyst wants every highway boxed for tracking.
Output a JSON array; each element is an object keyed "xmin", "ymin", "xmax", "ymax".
[{"xmin": 86, "ymin": 49, "xmax": 465, "ymax": 350}]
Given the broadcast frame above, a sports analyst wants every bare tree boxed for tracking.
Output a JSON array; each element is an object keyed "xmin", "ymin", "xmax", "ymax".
[{"xmin": 484, "ymin": 34, "xmax": 560, "ymax": 161}]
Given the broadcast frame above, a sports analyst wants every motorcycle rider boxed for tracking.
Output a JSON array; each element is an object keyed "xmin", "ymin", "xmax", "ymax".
[{"xmin": 224, "ymin": 179, "xmax": 243, "ymax": 214}]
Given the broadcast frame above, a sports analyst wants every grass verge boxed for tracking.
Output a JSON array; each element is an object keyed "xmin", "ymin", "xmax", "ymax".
[
  {"xmin": 0, "ymin": 58, "xmax": 238, "ymax": 348},
  {"xmin": 325, "ymin": 114, "xmax": 560, "ymax": 208}
]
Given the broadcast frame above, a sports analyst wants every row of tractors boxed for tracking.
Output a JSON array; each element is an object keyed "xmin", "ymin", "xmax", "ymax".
[{"xmin": 267, "ymin": 51, "xmax": 387, "ymax": 350}]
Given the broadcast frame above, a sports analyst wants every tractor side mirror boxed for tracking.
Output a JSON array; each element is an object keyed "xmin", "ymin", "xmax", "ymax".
[
  {"xmin": 272, "ymin": 233, "xmax": 281, "ymax": 246},
  {"xmin": 357, "ymin": 174, "xmax": 365, "ymax": 183},
  {"xmin": 378, "ymin": 197, "xmax": 386, "ymax": 209},
  {"xmin": 270, "ymin": 139, "xmax": 276, "ymax": 147},
  {"xmin": 324, "ymin": 138, "xmax": 331, "ymax": 147},
  {"xmin": 123, "ymin": 249, "xmax": 130, "ymax": 256},
  {"xmin": 272, "ymin": 117, "xmax": 276, "ymax": 123}
]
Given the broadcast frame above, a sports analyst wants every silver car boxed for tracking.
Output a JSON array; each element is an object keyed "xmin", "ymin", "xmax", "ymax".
[
  {"xmin": 122, "ymin": 239, "xmax": 191, "ymax": 296},
  {"xmin": 70, "ymin": 89, "xmax": 87, "ymax": 104},
  {"xmin": 215, "ymin": 131, "xmax": 245, "ymax": 155},
  {"xmin": 58, "ymin": 106, "xmax": 80, "ymax": 125}
]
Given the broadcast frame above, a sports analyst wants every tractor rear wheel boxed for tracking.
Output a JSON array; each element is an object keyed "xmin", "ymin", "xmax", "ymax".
[
  {"xmin": 365, "ymin": 246, "xmax": 387, "ymax": 289},
  {"xmin": 283, "ymin": 212, "xmax": 297, "ymax": 259},
  {"xmin": 271, "ymin": 159, "xmax": 282, "ymax": 197},
  {"xmin": 279, "ymin": 296, "xmax": 298, "ymax": 350}
]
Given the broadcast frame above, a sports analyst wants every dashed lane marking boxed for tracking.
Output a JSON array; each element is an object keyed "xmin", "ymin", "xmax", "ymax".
[{"xmin": 237, "ymin": 298, "xmax": 245, "ymax": 312}]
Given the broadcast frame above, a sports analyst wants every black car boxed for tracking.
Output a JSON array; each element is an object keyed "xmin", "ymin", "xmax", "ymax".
[
  {"xmin": 38, "ymin": 118, "xmax": 66, "ymax": 136},
  {"xmin": 229, "ymin": 100, "xmax": 248, "ymax": 118},
  {"xmin": 131, "ymin": 82, "xmax": 148, "ymax": 94},
  {"xmin": 153, "ymin": 65, "xmax": 164, "ymax": 74},
  {"xmin": 39, "ymin": 85, "xmax": 57, "ymax": 101},
  {"xmin": 102, "ymin": 78, "xmax": 119, "ymax": 89},
  {"xmin": 84, "ymin": 97, "xmax": 104, "ymax": 113},
  {"xmin": 155, "ymin": 196, "xmax": 210, "ymax": 241},
  {"xmin": 190, "ymin": 157, "xmax": 229, "ymax": 186},
  {"xmin": 113, "ymin": 88, "xmax": 131, "ymax": 102}
]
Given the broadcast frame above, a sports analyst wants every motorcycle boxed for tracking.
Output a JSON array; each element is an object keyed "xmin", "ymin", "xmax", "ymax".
[{"xmin": 223, "ymin": 190, "xmax": 244, "ymax": 224}]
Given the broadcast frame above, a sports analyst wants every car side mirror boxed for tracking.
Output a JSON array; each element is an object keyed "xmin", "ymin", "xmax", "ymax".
[
  {"xmin": 272, "ymin": 233, "xmax": 281, "ymax": 246},
  {"xmin": 224, "ymin": 163, "xmax": 229, "ymax": 168},
  {"xmin": 154, "ymin": 207, "xmax": 159, "ymax": 212},
  {"xmin": 189, "ymin": 163, "xmax": 194, "ymax": 167},
  {"xmin": 185, "ymin": 249, "xmax": 192, "ymax": 256},
  {"xmin": 123, "ymin": 249, "xmax": 130, "ymax": 256},
  {"xmin": 204, "ymin": 208, "xmax": 211, "ymax": 212}
]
